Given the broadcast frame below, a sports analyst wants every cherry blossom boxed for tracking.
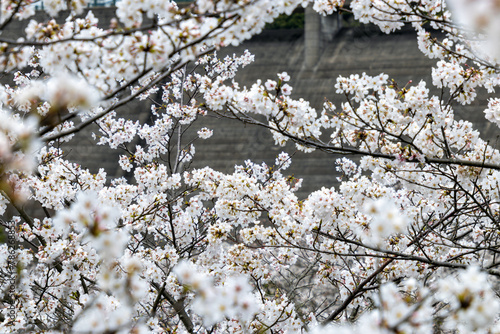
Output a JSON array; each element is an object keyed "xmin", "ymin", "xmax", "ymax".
[{"xmin": 2, "ymin": 0, "xmax": 500, "ymax": 333}]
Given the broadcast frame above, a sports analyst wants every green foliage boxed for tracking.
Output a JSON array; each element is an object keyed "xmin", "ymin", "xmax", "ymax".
[{"xmin": 266, "ymin": 12, "xmax": 304, "ymax": 29}]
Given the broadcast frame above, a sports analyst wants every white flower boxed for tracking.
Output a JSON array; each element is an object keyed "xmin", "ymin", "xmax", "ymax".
[
  {"xmin": 73, "ymin": 307, "xmax": 108, "ymax": 333},
  {"xmin": 278, "ymin": 72, "xmax": 290, "ymax": 82},
  {"xmin": 438, "ymin": 267, "xmax": 500, "ymax": 332},
  {"xmin": 363, "ymin": 198, "xmax": 408, "ymax": 245},
  {"xmin": 45, "ymin": 74, "xmax": 100, "ymax": 111},
  {"xmin": 281, "ymin": 84, "xmax": 293, "ymax": 95},
  {"xmin": 197, "ymin": 127, "xmax": 213, "ymax": 139},
  {"xmin": 265, "ymin": 79, "xmax": 277, "ymax": 91},
  {"xmin": 92, "ymin": 229, "xmax": 128, "ymax": 261},
  {"xmin": 173, "ymin": 260, "xmax": 212, "ymax": 291}
]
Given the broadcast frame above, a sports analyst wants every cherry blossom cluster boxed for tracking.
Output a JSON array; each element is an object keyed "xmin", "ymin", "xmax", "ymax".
[
  {"xmin": 313, "ymin": 267, "xmax": 500, "ymax": 334},
  {"xmin": 0, "ymin": 110, "xmax": 40, "ymax": 206},
  {"xmin": 174, "ymin": 261, "xmax": 258, "ymax": 326},
  {"xmin": 203, "ymin": 70, "xmax": 333, "ymax": 152},
  {"xmin": 449, "ymin": 0, "xmax": 500, "ymax": 60},
  {"xmin": 194, "ymin": 21, "xmax": 500, "ymax": 333}
]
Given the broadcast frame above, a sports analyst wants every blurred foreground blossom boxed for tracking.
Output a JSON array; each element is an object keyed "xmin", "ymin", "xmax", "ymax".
[{"xmin": 449, "ymin": 0, "xmax": 500, "ymax": 60}]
